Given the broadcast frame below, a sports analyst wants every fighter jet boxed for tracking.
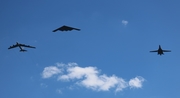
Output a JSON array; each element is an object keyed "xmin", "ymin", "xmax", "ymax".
[
  {"xmin": 8, "ymin": 42, "xmax": 36, "ymax": 52},
  {"xmin": 53, "ymin": 25, "xmax": 80, "ymax": 32},
  {"xmin": 150, "ymin": 45, "xmax": 171, "ymax": 55}
]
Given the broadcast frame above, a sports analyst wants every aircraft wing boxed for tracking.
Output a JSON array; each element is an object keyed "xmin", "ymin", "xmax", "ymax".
[
  {"xmin": 72, "ymin": 27, "xmax": 80, "ymax": 31},
  {"xmin": 20, "ymin": 44, "xmax": 36, "ymax": 48},
  {"xmin": 150, "ymin": 50, "xmax": 158, "ymax": 52},
  {"xmin": 8, "ymin": 45, "xmax": 18, "ymax": 49},
  {"xmin": 163, "ymin": 50, "xmax": 171, "ymax": 52}
]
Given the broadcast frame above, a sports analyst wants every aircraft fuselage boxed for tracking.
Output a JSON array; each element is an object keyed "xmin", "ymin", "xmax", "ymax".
[{"xmin": 157, "ymin": 46, "xmax": 164, "ymax": 55}]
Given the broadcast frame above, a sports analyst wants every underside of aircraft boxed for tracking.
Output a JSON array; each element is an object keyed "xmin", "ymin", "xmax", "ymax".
[
  {"xmin": 150, "ymin": 45, "xmax": 171, "ymax": 55},
  {"xmin": 53, "ymin": 25, "xmax": 80, "ymax": 32},
  {"xmin": 8, "ymin": 42, "xmax": 36, "ymax": 52}
]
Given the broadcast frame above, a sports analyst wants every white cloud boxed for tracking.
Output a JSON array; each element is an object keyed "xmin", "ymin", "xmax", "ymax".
[
  {"xmin": 129, "ymin": 76, "xmax": 145, "ymax": 88},
  {"xmin": 122, "ymin": 20, "xmax": 128, "ymax": 26},
  {"xmin": 42, "ymin": 66, "xmax": 62, "ymax": 78},
  {"xmin": 41, "ymin": 63, "xmax": 145, "ymax": 92},
  {"xmin": 58, "ymin": 66, "xmax": 98, "ymax": 81}
]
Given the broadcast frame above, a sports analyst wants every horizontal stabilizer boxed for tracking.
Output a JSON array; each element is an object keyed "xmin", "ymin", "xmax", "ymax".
[{"xmin": 20, "ymin": 49, "xmax": 27, "ymax": 52}]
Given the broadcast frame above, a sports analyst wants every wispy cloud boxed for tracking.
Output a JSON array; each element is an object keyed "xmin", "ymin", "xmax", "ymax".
[
  {"xmin": 122, "ymin": 20, "xmax": 128, "ymax": 26},
  {"xmin": 41, "ymin": 63, "xmax": 145, "ymax": 92},
  {"xmin": 42, "ymin": 66, "xmax": 62, "ymax": 78},
  {"xmin": 56, "ymin": 89, "xmax": 62, "ymax": 94},
  {"xmin": 40, "ymin": 83, "xmax": 48, "ymax": 88}
]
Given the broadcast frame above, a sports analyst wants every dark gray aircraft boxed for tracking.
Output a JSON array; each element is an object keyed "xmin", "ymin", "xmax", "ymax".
[
  {"xmin": 150, "ymin": 45, "xmax": 171, "ymax": 55},
  {"xmin": 8, "ymin": 42, "xmax": 36, "ymax": 52},
  {"xmin": 53, "ymin": 25, "xmax": 80, "ymax": 32}
]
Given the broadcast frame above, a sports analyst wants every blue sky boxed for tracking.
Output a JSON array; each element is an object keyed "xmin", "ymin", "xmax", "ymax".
[{"xmin": 1, "ymin": 0, "xmax": 180, "ymax": 98}]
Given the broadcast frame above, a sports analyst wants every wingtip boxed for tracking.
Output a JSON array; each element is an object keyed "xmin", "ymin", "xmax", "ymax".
[
  {"xmin": 8, "ymin": 46, "xmax": 12, "ymax": 49},
  {"xmin": 75, "ymin": 28, "xmax": 81, "ymax": 31}
]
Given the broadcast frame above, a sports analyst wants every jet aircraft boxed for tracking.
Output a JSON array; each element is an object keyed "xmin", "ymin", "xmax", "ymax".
[
  {"xmin": 150, "ymin": 45, "xmax": 171, "ymax": 55},
  {"xmin": 8, "ymin": 42, "xmax": 36, "ymax": 52},
  {"xmin": 53, "ymin": 25, "xmax": 80, "ymax": 32}
]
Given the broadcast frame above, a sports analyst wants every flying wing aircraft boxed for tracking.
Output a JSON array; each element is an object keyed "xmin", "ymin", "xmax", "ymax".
[
  {"xmin": 8, "ymin": 42, "xmax": 36, "ymax": 52},
  {"xmin": 53, "ymin": 25, "xmax": 80, "ymax": 32},
  {"xmin": 150, "ymin": 45, "xmax": 171, "ymax": 55}
]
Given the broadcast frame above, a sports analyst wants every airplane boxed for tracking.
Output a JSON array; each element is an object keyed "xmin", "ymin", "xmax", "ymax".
[
  {"xmin": 150, "ymin": 45, "xmax": 171, "ymax": 55},
  {"xmin": 53, "ymin": 25, "xmax": 80, "ymax": 32},
  {"xmin": 8, "ymin": 42, "xmax": 36, "ymax": 52}
]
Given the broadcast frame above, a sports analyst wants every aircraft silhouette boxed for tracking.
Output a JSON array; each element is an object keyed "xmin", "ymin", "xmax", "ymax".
[
  {"xmin": 53, "ymin": 25, "xmax": 80, "ymax": 32},
  {"xmin": 150, "ymin": 45, "xmax": 171, "ymax": 55},
  {"xmin": 8, "ymin": 42, "xmax": 36, "ymax": 52}
]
